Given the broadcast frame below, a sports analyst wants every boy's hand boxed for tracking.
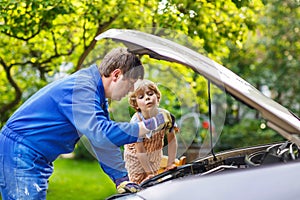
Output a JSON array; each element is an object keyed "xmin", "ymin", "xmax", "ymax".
[
  {"xmin": 165, "ymin": 163, "xmax": 177, "ymax": 171},
  {"xmin": 141, "ymin": 173, "xmax": 156, "ymax": 184}
]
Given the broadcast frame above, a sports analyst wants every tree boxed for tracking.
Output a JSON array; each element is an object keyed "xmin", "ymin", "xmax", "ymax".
[
  {"xmin": 0, "ymin": 0, "xmax": 128, "ymax": 124},
  {"xmin": 223, "ymin": 0, "xmax": 300, "ymax": 118},
  {"xmin": 257, "ymin": 0, "xmax": 300, "ymax": 116},
  {"xmin": 0, "ymin": 0, "xmax": 262, "ymax": 125}
]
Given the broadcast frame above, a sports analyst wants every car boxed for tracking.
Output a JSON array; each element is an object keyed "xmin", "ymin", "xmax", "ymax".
[{"xmin": 93, "ymin": 29, "xmax": 300, "ymax": 199}]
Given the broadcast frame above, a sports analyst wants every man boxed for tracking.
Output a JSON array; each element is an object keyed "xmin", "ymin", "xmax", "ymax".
[{"xmin": 0, "ymin": 47, "xmax": 171, "ymax": 199}]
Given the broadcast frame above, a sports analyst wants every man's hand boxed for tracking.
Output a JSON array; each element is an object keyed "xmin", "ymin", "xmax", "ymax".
[
  {"xmin": 115, "ymin": 176, "xmax": 142, "ymax": 194},
  {"xmin": 143, "ymin": 109, "xmax": 172, "ymax": 131},
  {"xmin": 155, "ymin": 109, "xmax": 173, "ymax": 131}
]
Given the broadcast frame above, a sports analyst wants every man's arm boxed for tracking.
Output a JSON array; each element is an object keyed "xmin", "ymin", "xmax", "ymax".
[{"xmin": 90, "ymin": 139, "xmax": 128, "ymax": 182}]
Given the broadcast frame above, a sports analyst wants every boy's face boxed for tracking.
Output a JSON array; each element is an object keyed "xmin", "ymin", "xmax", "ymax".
[{"xmin": 135, "ymin": 87, "xmax": 159, "ymax": 113}]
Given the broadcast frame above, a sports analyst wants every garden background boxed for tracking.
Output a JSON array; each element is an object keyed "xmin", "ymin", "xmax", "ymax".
[{"xmin": 0, "ymin": 0, "xmax": 299, "ymax": 199}]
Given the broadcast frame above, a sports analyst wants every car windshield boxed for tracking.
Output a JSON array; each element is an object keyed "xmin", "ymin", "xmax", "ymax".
[
  {"xmin": 140, "ymin": 57, "xmax": 285, "ymax": 163},
  {"xmin": 83, "ymin": 41, "xmax": 285, "ymax": 163}
]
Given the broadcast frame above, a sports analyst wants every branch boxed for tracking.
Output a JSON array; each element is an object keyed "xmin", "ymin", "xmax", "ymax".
[
  {"xmin": 0, "ymin": 57, "xmax": 22, "ymax": 115},
  {"xmin": 75, "ymin": 14, "xmax": 120, "ymax": 71}
]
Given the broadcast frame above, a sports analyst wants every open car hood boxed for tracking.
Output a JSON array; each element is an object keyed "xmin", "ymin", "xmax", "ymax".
[{"xmin": 96, "ymin": 29, "xmax": 300, "ymax": 144}]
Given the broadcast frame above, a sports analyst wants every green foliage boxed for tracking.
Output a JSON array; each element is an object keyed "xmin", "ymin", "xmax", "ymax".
[
  {"xmin": 223, "ymin": 0, "xmax": 300, "ymax": 117},
  {"xmin": 256, "ymin": 0, "xmax": 300, "ymax": 116},
  {"xmin": 0, "ymin": 1, "xmax": 298, "ymax": 197},
  {"xmin": 215, "ymin": 118, "xmax": 285, "ymax": 152},
  {"xmin": 165, "ymin": 0, "xmax": 264, "ymax": 62},
  {"xmin": 0, "ymin": 0, "xmax": 262, "ymax": 124}
]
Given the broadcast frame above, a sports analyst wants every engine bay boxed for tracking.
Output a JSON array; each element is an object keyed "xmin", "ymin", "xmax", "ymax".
[{"xmin": 140, "ymin": 141, "xmax": 300, "ymax": 188}]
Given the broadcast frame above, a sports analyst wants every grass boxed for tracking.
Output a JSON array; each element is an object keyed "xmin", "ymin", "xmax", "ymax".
[{"xmin": 47, "ymin": 158, "xmax": 117, "ymax": 200}]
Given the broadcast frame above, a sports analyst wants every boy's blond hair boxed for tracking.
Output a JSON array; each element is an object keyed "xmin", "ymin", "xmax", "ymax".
[
  {"xmin": 129, "ymin": 80, "xmax": 161, "ymax": 112},
  {"xmin": 98, "ymin": 47, "xmax": 144, "ymax": 80}
]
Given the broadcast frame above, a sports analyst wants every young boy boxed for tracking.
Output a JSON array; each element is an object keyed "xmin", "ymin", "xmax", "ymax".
[
  {"xmin": 124, "ymin": 79, "xmax": 178, "ymax": 184},
  {"xmin": 0, "ymin": 48, "xmax": 172, "ymax": 199}
]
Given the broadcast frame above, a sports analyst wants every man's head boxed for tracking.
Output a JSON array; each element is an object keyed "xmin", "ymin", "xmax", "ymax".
[
  {"xmin": 99, "ymin": 47, "xmax": 144, "ymax": 80},
  {"xmin": 99, "ymin": 47, "xmax": 144, "ymax": 100}
]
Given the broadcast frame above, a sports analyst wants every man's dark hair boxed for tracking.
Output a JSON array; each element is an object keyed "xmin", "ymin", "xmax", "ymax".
[{"xmin": 99, "ymin": 47, "xmax": 144, "ymax": 80}]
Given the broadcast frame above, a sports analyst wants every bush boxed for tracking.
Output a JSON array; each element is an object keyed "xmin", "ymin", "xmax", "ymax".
[{"xmin": 215, "ymin": 118, "xmax": 285, "ymax": 152}]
